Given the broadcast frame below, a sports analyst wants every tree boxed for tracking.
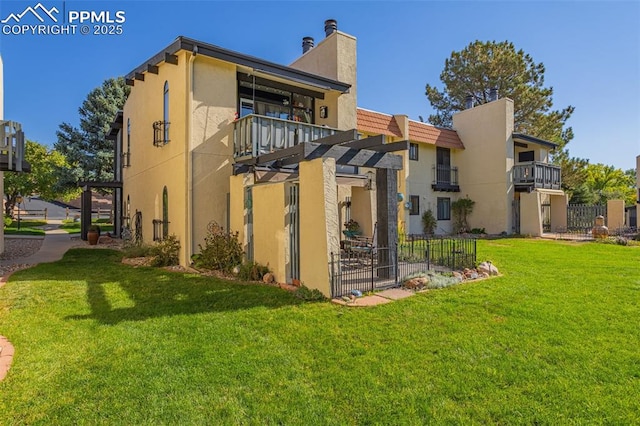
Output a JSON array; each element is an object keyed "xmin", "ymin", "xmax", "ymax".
[
  {"xmin": 425, "ymin": 40, "xmax": 574, "ymax": 148},
  {"xmin": 54, "ymin": 77, "xmax": 130, "ymax": 189},
  {"xmin": 582, "ymin": 163, "xmax": 636, "ymax": 206},
  {"xmin": 4, "ymin": 140, "xmax": 80, "ymax": 217}
]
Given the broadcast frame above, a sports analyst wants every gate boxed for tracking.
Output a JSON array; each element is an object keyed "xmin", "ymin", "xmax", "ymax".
[
  {"xmin": 541, "ymin": 202, "xmax": 551, "ymax": 232},
  {"xmin": 287, "ymin": 184, "xmax": 300, "ymax": 282},
  {"xmin": 567, "ymin": 204, "xmax": 606, "ymax": 231},
  {"xmin": 512, "ymin": 199, "xmax": 521, "ymax": 234},
  {"xmin": 244, "ymin": 187, "xmax": 254, "ymax": 261}
]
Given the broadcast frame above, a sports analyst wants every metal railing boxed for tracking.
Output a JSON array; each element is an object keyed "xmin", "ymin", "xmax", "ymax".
[
  {"xmin": 233, "ymin": 114, "xmax": 336, "ymax": 158},
  {"xmin": 153, "ymin": 121, "xmax": 170, "ymax": 147},
  {"xmin": 330, "ymin": 237, "xmax": 477, "ymax": 297},
  {"xmin": 513, "ymin": 161, "xmax": 561, "ymax": 190},
  {"xmin": 432, "ymin": 165, "xmax": 459, "ymax": 187},
  {"xmin": 0, "ymin": 120, "xmax": 26, "ymax": 172}
]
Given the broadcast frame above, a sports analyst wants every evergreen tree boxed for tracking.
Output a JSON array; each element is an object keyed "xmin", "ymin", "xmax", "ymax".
[
  {"xmin": 425, "ymin": 40, "xmax": 574, "ymax": 148},
  {"xmin": 54, "ymin": 77, "xmax": 130, "ymax": 189}
]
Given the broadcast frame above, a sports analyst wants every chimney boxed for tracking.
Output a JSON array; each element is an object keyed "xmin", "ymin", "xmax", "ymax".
[
  {"xmin": 302, "ymin": 36, "xmax": 314, "ymax": 54},
  {"xmin": 324, "ymin": 19, "xmax": 337, "ymax": 37},
  {"xmin": 489, "ymin": 87, "xmax": 498, "ymax": 102},
  {"xmin": 465, "ymin": 95, "xmax": 474, "ymax": 109}
]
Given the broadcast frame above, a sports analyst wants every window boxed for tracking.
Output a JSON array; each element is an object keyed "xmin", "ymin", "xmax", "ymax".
[
  {"xmin": 237, "ymin": 77, "xmax": 315, "ymax": 123},
  {"xmin": 123, "ymin": 118, "xmax": 131, "ymax": 167},
  {"xmin": 437, "ymin": 197, "xmax": 451, "ymax": 220},
  {"xmin": 409, "ymin": 195, "xmax": 420, "ymax": 216},
  {"xmin": 162, "ymin": 186, "xmax": 169, "ymax": 239},
  {"xmin": 518, "ymin": 150, "xmax": 534, "ymax": 162},
  {"xmin": 163, "ymin": 81, "xmax": 170, "ymax": 143},
  {"xmin": 409, "ymin": 143, "xmax": 419, "ymax": 161}
]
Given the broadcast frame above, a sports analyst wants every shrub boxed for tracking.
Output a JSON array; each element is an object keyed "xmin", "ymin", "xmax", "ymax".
[
  {"xmin": 193, "ymin": 221, "xmax": 243, "ymax": 272},
  {"xmin": 452, "ymin": 196, "xmax": 475, "ymax": 233},
  {"xmin": 3, "ymin": 215, "xmax": 12, "ymax": 228},
  {"xmin": 421, "ymin": 210, "xmax": 437, "ymax": 235},
  {"xmin": 470, "ymin": 227, "xmax": 486, "ymax": 234},
  {"xmin": 151, "ymin": 234, "xmax": 181, "ymax": 266},
  {"xmin": 295, "ymin": 285, "xmax": 326, "ymax": 301},
  {"xmin": 237, "ymin": 261, "xmax": 270, "ymax": 281},
  {"xmin": 122, "ymin": 242, "xmax": 155, "ymax": 258}
]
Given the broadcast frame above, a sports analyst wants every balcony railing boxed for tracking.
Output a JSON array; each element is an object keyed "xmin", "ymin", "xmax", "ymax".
[
  {"xmin": 431, "ymin": 165, "xmax": 460, "ymax": 192},
  {"xmin": 234, "ymin": 114, "xmax": 336, "ymax": 158},
  {"xmin": 153, "ymin": 121, "xmax": 170, "ymax": 147},
  {"xmin": 0, "ymin": 120, "xmax": 30, "ymax": 172},
  {"xmin": 513, "ymin": 161, "xmax": 561, "ymax": 190}
]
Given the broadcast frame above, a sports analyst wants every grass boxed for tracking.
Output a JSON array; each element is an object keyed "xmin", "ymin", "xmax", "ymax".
[
  {"xmin": 3, "ymin": 219, "xmax": 46, "ymax": 236},
  {"xmin": 60, "ymin": 221, "xmax": 114, "ymax": 234},
  {"xmin": 0, "ymin": 240, "xmax": 639, "ymax": 423}
]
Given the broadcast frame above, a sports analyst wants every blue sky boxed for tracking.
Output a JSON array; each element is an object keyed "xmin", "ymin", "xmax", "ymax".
[{"xmin": 1, "ymin": 0, "xmax": 638, "ymax": 170}]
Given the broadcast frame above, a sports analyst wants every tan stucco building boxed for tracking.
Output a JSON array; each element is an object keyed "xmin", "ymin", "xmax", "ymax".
[{"xmin": 117, "ymin": 20, "xmax": 567, "ymax": 296}]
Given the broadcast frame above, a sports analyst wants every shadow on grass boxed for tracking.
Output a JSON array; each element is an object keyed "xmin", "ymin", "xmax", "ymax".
[{"xmin": 35, "ymin": 249, "xmax": 304, "ymax": 325}]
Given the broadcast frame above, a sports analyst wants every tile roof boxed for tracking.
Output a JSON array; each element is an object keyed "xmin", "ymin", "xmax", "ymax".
[
  {"xmin": 356, "ymin": 108, "xmax": 464, "ymax": 149},
  {"xmin": 408, "ymin": 121, "xmax": 464, "ymax": 150},
  {"xmin": 356, "ymin": 108, "xmax": 402, "ymax": 137}
]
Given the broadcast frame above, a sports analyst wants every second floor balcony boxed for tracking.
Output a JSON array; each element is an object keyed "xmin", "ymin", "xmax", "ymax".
[
  {"xmin": 432, "ymin": 165, "xmax": 460, "ymax": 192},
  {"xmin": 234, "ymin": 114, "xmax": 336, "ymax": 159},
  {"xmin": 513, "ymin": 161, "xmax": 561, "ymax": 191}
]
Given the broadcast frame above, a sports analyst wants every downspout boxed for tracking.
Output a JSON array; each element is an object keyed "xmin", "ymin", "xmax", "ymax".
[{"xmin": 185, "ymin": 47, "xmax": 197, "ymax": 265}]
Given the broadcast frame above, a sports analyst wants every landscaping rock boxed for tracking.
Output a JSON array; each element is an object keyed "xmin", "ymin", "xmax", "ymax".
[
  {"xmin": 452, "ymin": 271, "xmax": 463, "ymax": 280},
  {"xmin": 262, "ymin": 272, "xmax": 275, "ymax": 284},
  {"xmin": 477, "ymin": 261, "xmax": 499, "ymax": 276},
  {"xmin": 403, "ymin": 276, "xmax": 429, "ymax": 290}
]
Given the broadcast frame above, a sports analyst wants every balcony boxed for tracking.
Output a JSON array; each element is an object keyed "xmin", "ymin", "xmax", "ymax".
[
  {"xmin": 513, "ymin": 161, "xmax": 561, "ymax": 190},
  {"xmin": 432, "ymin": 165, "xmax": 460, "ymax": 192},
  {"xmin": 153, "ymin": 121, "xmax": 170, "ymax": 147},
  {"xmin": 0, "ymin": 120, "xmax": 30, "ymax": 172},
  {"xmin": 234, "ymin": 114, "xmax": 336, "ymax": 158}
]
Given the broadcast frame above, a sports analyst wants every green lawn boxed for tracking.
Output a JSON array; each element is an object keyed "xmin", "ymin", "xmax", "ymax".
[
  {"xmin": 3, "ymin": 219, "xmax": 47, "ymax": 236},
  {"xmin": 60, "ymin": 222, "xmax": 114, "ymax": 234},
  {"xmin": 0, "ymin": 240, "xmax": 638, "ymax": 423}
]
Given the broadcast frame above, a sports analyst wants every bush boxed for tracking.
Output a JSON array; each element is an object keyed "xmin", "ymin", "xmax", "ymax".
[
  {"xmin": 193, "ymin": 221, "xmax": 243, "ymax": 272},
  {"xmin": 470, "ymin": 228, "xmax": 486, "ymax": 234},
  {"xmin": 237, "ymin": 261, "xmax": 270, "ymax": 281},
  {"xmin": 3, "ymin": 215, "xmax": 12, "ymax": 228},
  {"xmin": 151, "ymin": 234, "xmax": 181, "ymax": 266},
  {"xmin": 122, "ymin": 243, "xmax": 155, "ymax": 258},
  {"xmin": 295, "ymin": 285, "xmax": 326, "ymax": 301},
  {"xmin": 421, "ymin": 210, "xmax": 436, "ymax": 235}
]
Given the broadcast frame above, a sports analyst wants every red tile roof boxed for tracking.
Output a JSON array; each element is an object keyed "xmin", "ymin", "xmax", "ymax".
[
  {"xmin": 356, "ymin": 108, "xmax": 402, "ymax": 137},
  {"xmin": 408, "ymin": 121, "xmax": 464, "ymax": 150},
  {"xmin": 356, "ymin": 108, "xmax": 464, "ymax": 150}
]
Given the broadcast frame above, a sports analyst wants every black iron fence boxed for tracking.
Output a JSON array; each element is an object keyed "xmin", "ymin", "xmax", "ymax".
[{"xmin": 330, "ymin": 236, "xmax": 477, "ymax": 298}]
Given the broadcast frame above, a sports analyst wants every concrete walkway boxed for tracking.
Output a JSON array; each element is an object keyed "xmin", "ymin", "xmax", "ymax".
[{"xmin": 0, "ymin": 222, "xmax": 76, "ymax": 268}]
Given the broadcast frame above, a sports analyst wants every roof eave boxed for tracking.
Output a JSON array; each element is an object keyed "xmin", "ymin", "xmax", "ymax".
[
  {"xmin": 125, "ymin": 36, "xmax": 351, "ymax": 93},
  {"xmin": 513, "ymin": 133, "xmax": 558, "ymax": 149}
]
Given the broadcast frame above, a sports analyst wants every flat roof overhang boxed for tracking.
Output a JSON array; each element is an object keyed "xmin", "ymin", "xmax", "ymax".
[{"xmin": 125, "ymin": 36, "xmax": 351, "ymax": 94}]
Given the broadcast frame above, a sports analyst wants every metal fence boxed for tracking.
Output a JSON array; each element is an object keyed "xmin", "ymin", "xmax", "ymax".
[{"xmin": 330, "ymin": 236, "xmax": 477, "ymax": 298}]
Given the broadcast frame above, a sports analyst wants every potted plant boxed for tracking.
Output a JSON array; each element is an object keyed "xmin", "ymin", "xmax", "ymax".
[
  {"xmin": 87, "ymin": 224, "xmax": 101, "ymax": 246},
  {"xmin": 343, "ymin": 219, "xmax": 361, "ymax": 238}
]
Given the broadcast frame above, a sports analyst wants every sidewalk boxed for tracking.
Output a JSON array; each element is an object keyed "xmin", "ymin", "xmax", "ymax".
[{"xmin": 0, "ymin": 222, "xmax": 77, "ymax": 268}]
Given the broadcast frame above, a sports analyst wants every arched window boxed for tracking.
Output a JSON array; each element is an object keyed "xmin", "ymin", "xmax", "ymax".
[
  {"xmin": 162, "ymin": 186, "xmax": 169, "ymax": 239},
  {"xmin": 163, "ymin": 81, "xmax": 170, "ymax": 143},
  {"xmin": 125, "ymin": 118, "xmax": 131, "ymax": 166}
]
